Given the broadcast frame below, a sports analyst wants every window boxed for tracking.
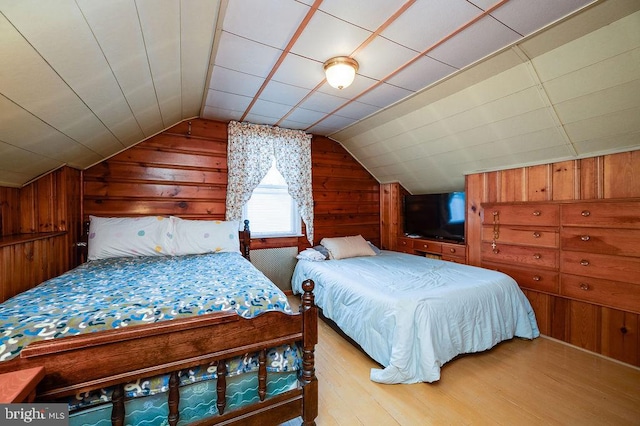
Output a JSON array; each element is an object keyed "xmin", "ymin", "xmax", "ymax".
[{"xmin": 243, "ymin": 159, "xmax": 301, "ymax": 237}]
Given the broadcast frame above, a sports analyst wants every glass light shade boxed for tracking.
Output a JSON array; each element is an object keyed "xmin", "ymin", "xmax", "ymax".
[{"xmin": 323, "ymin": 57, "xmax": 358, "ymax": 90}]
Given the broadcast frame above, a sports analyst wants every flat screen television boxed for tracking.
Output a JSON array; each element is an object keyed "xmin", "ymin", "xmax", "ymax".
[{"xmin": 403, "ymin": 192, "xmax": 466, "ymax": 243}]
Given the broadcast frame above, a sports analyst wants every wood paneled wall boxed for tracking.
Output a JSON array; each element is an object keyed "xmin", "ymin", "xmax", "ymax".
[
  {"xmin": 83, "ymin": 119, "xmax": 380, "ymax": 250},
  {"xmin": 311, "ymin": 136, "xmax": 380, "ymax": 249},
  {"xmin": 0, "ymin": 166, "xmax": 82, "ymax": 302},
  {"xmin": 466, "ymin": 150, "xmax": 640, "ymax": 365}
]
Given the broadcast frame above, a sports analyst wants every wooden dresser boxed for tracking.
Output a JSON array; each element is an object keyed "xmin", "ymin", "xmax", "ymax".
[
  {"xmin": 559, "ymin": 201, "xmax": 640, "ymax": 314},
  {"xmin": 480, "ymin": 199, "xmax": 640, "ymax": 367},
  {"xmin": 480, "ymin": 202, "xmax": 560, "ymax": 295},
  {"xmin": 398, "ymin": 236, "xmax": 467, "ymax": 264}
]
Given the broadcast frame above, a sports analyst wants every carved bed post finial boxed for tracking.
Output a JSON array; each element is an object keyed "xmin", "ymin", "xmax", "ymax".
[
  {"xmin": 300, "ymin": 279, "xmax": 318, "ymax": 425},
  {"xmin": 243, "ymin": 219, "xmax": 251, "ymax": 261}
]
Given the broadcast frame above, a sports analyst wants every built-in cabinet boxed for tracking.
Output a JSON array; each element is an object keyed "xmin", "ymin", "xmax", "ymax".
[
  {"xmin": 397, "ymin": 236, "xmax": 467, "ymax": 263},
  {"xmin": 380, "ymin": 182, "xmax": 467, "ymax": 264},
  {"xmin": 466, "ymin": 151, "xmax": 640, "ymax": 367},
  {"xmin": 481, "ymin": 202, "xmax": 560, "ymax": 294},
  {"xmin": 479, "ymin": 198, "xmax": 640, "ymax": 367},
  {"xmin": 559, "ymin": 200, "xmax": 640, "ymax": 314}
]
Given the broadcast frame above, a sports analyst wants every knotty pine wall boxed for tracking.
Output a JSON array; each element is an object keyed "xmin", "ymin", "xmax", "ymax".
[
  {"xmin": 83, "ymin": 118, "xmax": 380, "ymax": 252},
  {"xmin": 0, "ymin": 166, "xmax": 82, "ymax": 302},
  {"xmin": 466, "ymin": 150, "xmax": 640, "ymax": 366}
]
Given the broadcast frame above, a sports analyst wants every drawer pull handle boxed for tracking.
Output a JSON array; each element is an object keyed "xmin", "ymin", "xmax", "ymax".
[
  {"xmin": 581, "ymin": 235, "xmax": 590, "ymax": 241},
  {"xmin": 449, "ymin": 248, "xmax": 455, "ymax": 253},
  {"xmin": 493, "ymin": 248, "xmax": 500, "ymax": 254},
  {"xmin": 579, "ymin": 283, "xmax": 590, "ymax": 291},
  {"xmin": 533, "ymin": 232, "xmax": 541, "ymax": 238},
  {"xmin": 581, "ymin": 210, "xmax": 591, "ymax": 217},
  {"xmin": 532, "ymin": 210, "xmax": 541, "ymax": 216},
  {"xmin": 533, "ymin": 253, "xmax": 541, "ymax": 259},
  {"xmin": 580, "ymin": 259, "xmax": 590, "ymax": 266},
  {"xmin": 532, "ymin": 276, "xmax": 541, "ymax": 281}
]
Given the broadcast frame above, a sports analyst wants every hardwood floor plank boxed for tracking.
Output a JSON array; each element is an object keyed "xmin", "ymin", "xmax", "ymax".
[{"xmin": 286, "ymin": 296, "xmax": 640, "ymax": 425}]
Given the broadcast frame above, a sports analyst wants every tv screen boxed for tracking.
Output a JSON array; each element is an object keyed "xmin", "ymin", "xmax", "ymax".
[{"xmin": 403, "ymin": 192, "xmax": 465, "ymax": 243}]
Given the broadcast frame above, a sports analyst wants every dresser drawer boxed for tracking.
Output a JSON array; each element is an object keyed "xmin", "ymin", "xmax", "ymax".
[
  {"xmin": 561, "ymin": 273, "xmax": 640, "ymax": 314},
  {"xmin": 413, "ymin": 240, "xmax": 442, "ymax": 254},
  {"xmin": 561, "ymin": 201, "xmax": 640, "ymax": 229},
  {"xmin": 561, "ymin": 227, "xmax": 640, "ymax": 257},
  {"xmin": 561, "ymin": 251, "xmax": 640, "ymax": 285},
  {"xmin": 483, "ymin": 225, "xmax": 558, "ymax": 248},
  {"xmin": 397, "ymin": 238, "xmax": 415, "ymax": 254},
  {"xmin": 483, "ymin": 261, "xmax": 559, "ymax": 294},
  {"xmin": 482, "ymin": 242, "xmax": 558, "ymax": 269},
  {"xmin": 482, "ymin": 203, "xmax": 559, "ymax": 226},
  {"xmin": 441, "ymin": 243, "xmax": 466, "ymax": 264}
]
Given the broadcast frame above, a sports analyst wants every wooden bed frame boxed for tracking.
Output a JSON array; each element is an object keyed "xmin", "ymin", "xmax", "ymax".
[{"xmin": 0, "ymin": 220, "xmax": 318, "ymax": 425}]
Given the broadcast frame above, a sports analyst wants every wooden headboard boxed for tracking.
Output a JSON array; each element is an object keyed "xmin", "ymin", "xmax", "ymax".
[{"xmin": 79, "ymin": 219, "xmax": 252, "ymax": 262}]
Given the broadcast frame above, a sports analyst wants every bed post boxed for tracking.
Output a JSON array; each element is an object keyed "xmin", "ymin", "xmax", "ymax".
[
  {"xmin": 300, "ymin": 279, "xmax": 318, "ymax": 425},
  {"xmin": 241, "ymin": 219, "xmax": 251, "ymax": 261}
]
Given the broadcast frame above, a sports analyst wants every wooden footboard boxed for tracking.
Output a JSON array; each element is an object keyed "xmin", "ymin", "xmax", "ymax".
[{"xmin": 0, "ymin": 280, "xmax": 318, "ymax": 425}]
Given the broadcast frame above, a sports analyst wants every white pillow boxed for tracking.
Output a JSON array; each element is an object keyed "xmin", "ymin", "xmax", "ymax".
[
  {"xmin": 88, "ymin": 215, "xmax": 172, "ymax": 260},
  {"xmin": 171, "ymin": 217, "xmax": 240, "ymax": 256},
  {"xmin": 296, "ymin": 248, "xmax": 326, "ymax": 261},
  {"xmin": 320, "ymin": 235, "xmax": 376, "ymax": 260}
]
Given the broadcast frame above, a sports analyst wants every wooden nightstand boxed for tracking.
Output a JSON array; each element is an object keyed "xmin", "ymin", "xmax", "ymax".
[{"xmin": 0, "ymin": 366, "xmax": 45, "ymax": 403}]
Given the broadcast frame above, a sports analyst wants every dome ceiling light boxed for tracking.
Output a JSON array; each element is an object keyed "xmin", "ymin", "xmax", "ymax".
[{"xmin": 323, "ymin": 56, "xmax": 359, "ymax": 90}]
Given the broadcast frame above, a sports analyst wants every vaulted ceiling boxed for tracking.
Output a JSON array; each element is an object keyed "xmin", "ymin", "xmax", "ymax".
[{"xmin": 1, "ymin": 0, "xmax": 639, "ymax": 192}]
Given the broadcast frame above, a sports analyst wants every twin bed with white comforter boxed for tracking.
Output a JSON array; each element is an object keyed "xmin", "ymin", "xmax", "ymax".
[{"xmin": 292, "ymin": 242, "xmax": 539, "ymax": 384}]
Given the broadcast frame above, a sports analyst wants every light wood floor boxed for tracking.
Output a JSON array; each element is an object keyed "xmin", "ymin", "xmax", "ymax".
[{"xmin": 289, "ymin": 300, "xmax": 640, "ymax": 425}]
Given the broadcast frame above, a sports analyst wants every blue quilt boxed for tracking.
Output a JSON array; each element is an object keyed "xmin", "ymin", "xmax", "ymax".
[{"xmin": 0, "ymin": 252, "xmax": 293, "ymax": 363}]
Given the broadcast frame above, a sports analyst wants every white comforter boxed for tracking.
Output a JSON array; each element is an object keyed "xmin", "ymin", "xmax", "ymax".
[{"xmin": 291, "ymin": 250, "xmax": 539, "ymax": 384}]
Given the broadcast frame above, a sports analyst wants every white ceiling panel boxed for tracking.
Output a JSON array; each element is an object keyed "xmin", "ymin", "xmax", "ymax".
[
  {"xmin": 249, "ymin": 99, "xmax": 297, "ymax": 120},
  {"xmin": 382, "ymin": 0, "xmax": 480, "ymax": 52},
  {"xmin": 0, "ymin": 101, "xmax": 102, "ymax": 167},
  {"xmin": 0, "ymin": 16, "xmax": 124, "ymax": 157},
  {"xmin": 531, "ymin": 10, "xmax": 640, "ymax": 82},
  {"xmin": 564, "ymin": 106, "xmax": 640, "ymax": 143},
  {"xmin": 387, "ymin": 56, "xmax": 458, "ymax": 92},
  {"xmin": 2, "ymin": 1, "xmax": 145, "ymax": 145},
  {"xmin": 214, "ymin": 32, "xmax": 283, "ymax": 78},
  {"xmin": 136, "ymin": 0, "xmax": 183, "ymax": 127},
  {"xmin": 356, "ymin": 83, "xmax": 414, "ymax": 108},
  {"xmin": 223, "ymin": 0, "xmax": 308, "ymax": 50},
  {"xmin": 428, "ymin": 16, "xmax": 521, "ymax": 69},
  {"xmin": 1, "ymin": 0, "xmax": 638, "ymax": 189},
  {"xmin": 260, "ymin": 80, "xmax": 310, "ymax": 107},
  {"xmin": 356, "ymin": 37, "xmax": 418, "ymax": 81},
  {"xmin": 0, "ymin": 141, "xmax": 62, "ymax": 175},
  {"xmin": 290, "ymin": 11, "xmax": 371, "ymax": 62},
  {"xmin": 318, "ymin": 0, "xmax": 408, "ymax": 31},
  {"xmin": 78, "ymin": 0, "xmax": 164, "ymax": 137},
  {"xmin": 543, "ymin": 47, "xmax": 640, "ymax": 104},
  {"xmin": 204, "ymin": 90, "xmax": 252, "ymax": 112},
  {"xmin": 179, "ymin": 0, "xmax": 220, "ymax": 118},
  {"xmin": 487, "ymin": 0, "xmax": 594, "ymax": 36},
  {"xmin": 209, "ymin": 67, "xmax": 266, "ymax": 97},
  {"xmin": 572, "ymin": 131, "xmax": 640, "ymax": 156},
  {"xmin": 554, "ymin": 78, "xmax": 640, "ymax": 124},
  {"xmin": 298, "ymin": 91, "xmax": 352, "ymax": 114},
  {"xmin": 332, "ymin": 101, "xmax": 380, "ymax": 121},
  {"xmin": 283, "ymin": 107, "xmax": 328, "ymax": 126}
]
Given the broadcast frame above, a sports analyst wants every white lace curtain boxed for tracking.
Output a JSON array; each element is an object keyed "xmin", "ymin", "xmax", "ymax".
[{"xmin": 225, "ymin": 121, "xmax": 314, "ymax": 245}]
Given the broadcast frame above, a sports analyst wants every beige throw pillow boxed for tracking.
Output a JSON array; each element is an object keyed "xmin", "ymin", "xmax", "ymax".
[{"xmin": 320, "ymin": 235, "xmax": 376, "ymax": 260}]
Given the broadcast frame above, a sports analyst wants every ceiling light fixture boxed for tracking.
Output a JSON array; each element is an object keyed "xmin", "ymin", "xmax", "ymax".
[{"xmin": 323, "ymin": 56, "xmax": 359, "ymax": 90}]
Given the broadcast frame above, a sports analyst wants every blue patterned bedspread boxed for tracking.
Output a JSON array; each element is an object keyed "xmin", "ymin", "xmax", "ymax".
[{"xmin": 0, "ymin": 252, "xmax": 293, "ymax": 363}]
